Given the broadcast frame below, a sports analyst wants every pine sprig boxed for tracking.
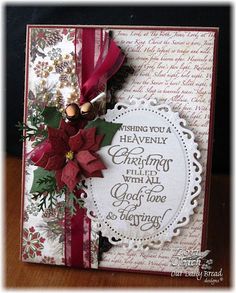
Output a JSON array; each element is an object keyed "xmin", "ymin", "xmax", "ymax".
[
  {"xmin": 31, "ymin": 174, "xmax": 84, "ymax": 215},
  {"xmin": 31, "ymin": 173, "xmax": 60, "ymax": 212},
  {"xmin": 38, "ymin": 194, "xmax": 48, "ymax": 212},
  {"xmin": 29, "ymin": 104, "xmax": 44, "ymax": 126},
  {"xmin": 32, "ymin": 189, "xmax": 85, "ymax": 215},
  {"xmin": 32, "ymin": 190, "xmax": 58, "ymax": 212},
  {"xmin": 37, "ymin": 175, "xmax": 56, "ymax": 192},
  {"xmin": 16, "ymin": 104, "xmax": 48, "ymax": 144},
  {"xmin": 31, "ymin": 192, "xmax": 45, "ymax": 201},
  {"xmin": 30, "ymin": 166, "xmax": 85, "ymax": 215},
  {"xmin": 31, "ymin": 192, "xmax": 48, "ymax": 212},
  {"xmin": 68, "ymin": 192, "xmax": 84, "ymax": 216},
  {"xmin": 48, "ymin": 192, "xmax": 58, "ymax": 209},
  {"xmin": 16, "ymin": 121, "xmax": 38, "ymax": 142}
]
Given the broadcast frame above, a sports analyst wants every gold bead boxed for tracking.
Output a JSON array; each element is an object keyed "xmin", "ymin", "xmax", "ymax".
[
  {"xmin": 71, "ymin": 68, "xmax": 76, "ymax": 74},
  {"xmin": 40, "ymin": 79, "xmax": 46, "ymax": 86},
  {"xmin": 43, "ymin": 93, "xmax": 49, "ymax": 101},
  {"xmin": 43, "ymin": 71, "xmax": 49, "ymax": 78},
  {"xmin": 80, "ymin": 102, "xmax": 92, "ymax": 114},
  {"xmin": 65, "ymin": 103, "xmax": 80, "ymax": 121},
  {"xmin": 70, "ymin": 92, "xmax": 77, "ymax": 99},
  {"xmin": 80, "ymin": 102, "xmax": 96, "ymax": 120},
  {"xmin": 48, "ymin": 66, "xmax": 53, "ymax": 72}
]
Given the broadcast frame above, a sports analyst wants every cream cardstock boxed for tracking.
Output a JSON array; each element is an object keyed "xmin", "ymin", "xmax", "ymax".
[{"xmin": 99, "ymin": 28, "xmax": 216, "ymax": 274}]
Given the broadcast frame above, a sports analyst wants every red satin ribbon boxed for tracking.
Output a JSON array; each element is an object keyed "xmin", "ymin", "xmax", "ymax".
[
  {"xmin": 70, "ymin": 191, "xmax": 86, "ymax": 268},
  {"xmin": 80, "ymin": 29, "xmax": 125, "ymax": 104},
  {"xmin": 81, "ymin": 28, "xmax": 95, "ymax": 85}
]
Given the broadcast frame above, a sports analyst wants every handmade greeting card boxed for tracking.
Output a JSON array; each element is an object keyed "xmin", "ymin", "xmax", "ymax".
[{"xmin": 20, "ymin": 25, "xmax": 218, "ymax": 275}]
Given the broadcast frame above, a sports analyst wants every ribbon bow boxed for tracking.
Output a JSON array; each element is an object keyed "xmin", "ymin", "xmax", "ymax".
[{"xmin": 78, "ymin": 29, "xmax": 125, "ymax": 104}]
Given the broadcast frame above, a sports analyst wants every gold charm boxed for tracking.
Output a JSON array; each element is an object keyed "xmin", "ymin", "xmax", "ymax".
[
  {"xmin": 65, "ymin": 103, "xmax": 80, "ymax": 121},
  {"xmin": 80, "ymin": 102, "xmax": 96, "ymax": 120}
]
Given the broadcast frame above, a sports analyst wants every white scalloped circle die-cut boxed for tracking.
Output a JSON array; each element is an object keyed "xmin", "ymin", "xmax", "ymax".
[{"xmin": 83, "ymin": 99, "xmax": 202, "ymax": 249}]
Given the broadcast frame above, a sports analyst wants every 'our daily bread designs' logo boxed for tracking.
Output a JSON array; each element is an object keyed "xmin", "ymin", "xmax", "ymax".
[{"xmin": 170, "ymin": 249, "xmax": 224, "ymax": 285}]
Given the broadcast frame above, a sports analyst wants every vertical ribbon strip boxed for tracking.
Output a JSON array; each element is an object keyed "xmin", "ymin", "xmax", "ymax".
[{"xmin": 67, "ymin": 27, "xmax": 125, "ymax": 268}]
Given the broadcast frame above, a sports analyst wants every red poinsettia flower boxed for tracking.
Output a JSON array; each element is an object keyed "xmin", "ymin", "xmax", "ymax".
[{"xmin": 30, "ymin": 119, "xmax": 106, "ymax": 192}]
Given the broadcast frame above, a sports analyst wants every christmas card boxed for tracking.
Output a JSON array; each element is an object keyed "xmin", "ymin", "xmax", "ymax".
[{"xmin": 20, "ymin": 25, "xmax": 218, "ymax": 275}]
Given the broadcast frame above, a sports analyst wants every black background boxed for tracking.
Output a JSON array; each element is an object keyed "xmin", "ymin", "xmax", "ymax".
[{"xmin": 5, "ymin": 4, "xmax": 231, "ymax": 174}]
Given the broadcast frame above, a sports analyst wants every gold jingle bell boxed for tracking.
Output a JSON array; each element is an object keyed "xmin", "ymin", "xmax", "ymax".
[
  {"xmin": 80, "ymin": 102, "xmax": 96, "ymax": 120},
  {"xmin": 65, "ymin": 103, "xmax": 80, "ymax": 121}
]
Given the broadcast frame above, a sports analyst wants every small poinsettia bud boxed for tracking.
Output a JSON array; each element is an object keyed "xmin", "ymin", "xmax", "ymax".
[{"xmin": 65, "ymin": 103, "xmax": 80, "ymax": 121}]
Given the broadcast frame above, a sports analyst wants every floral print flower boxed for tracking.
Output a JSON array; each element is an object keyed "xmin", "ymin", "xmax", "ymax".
[
  {"xmin": 33, "ymin": 61, "xmax": 49, "ymax": 78},
  {"xmin": 48, "ymin": 48, "xmax": 62, "ymax": 60},
  {"xmin": 61, "ymin": 28, "xmax": 75, "ymax": 42},
  {"xmin": 40, "ymin": 256, "xmax": 56, "ymax": 264},
  {"xmin": 26, "ymin": 202, "xmax": 39, "ymax": 216},
  {"xmin": 22, "ymin": 227, "xmax": 45, "ymax": 260}
]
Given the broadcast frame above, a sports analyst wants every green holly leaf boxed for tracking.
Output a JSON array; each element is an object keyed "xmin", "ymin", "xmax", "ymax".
[
  {"xmin": 30, "ymin": 167, "xmax": 56, "ymax": 194},
  {"xmin": 41, "ymin": 107, "xmax": 62, "ymax": 128},
  {"xmin": 85, "ymin": 118, "xmax": 122, "ymax": 147}
]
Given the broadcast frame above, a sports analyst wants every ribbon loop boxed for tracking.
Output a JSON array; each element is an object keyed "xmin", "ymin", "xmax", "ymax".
[{"xmin": 79, "ymin": 30, "xmax": 125, "ymax": 104}]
